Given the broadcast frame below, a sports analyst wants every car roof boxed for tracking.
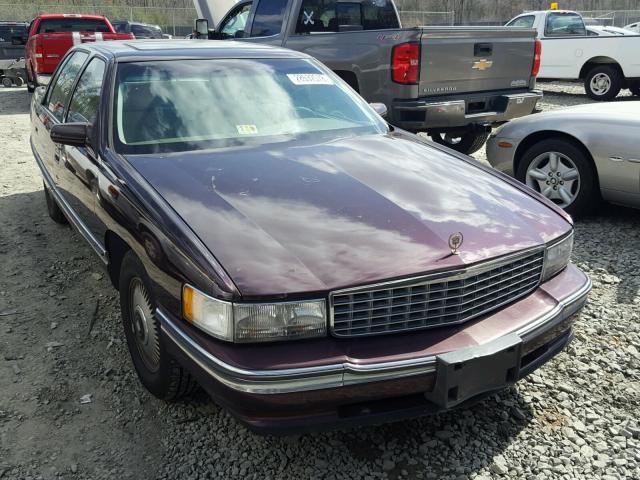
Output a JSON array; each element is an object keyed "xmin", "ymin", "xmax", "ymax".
[
  {"xmin": 80, "ymin": 40, "xmax": 310, "ymax": 61},
  {"xmin": 36, "ymin": 14, "xmax": 108, "ymax": 20}
]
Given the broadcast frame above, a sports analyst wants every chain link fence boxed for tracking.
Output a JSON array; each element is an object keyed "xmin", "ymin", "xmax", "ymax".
[
  {"xmin": 577, "ymin": 10, "xmax": 640, "ymax": 28},
  {"xmin": 0, "ymin": 4, "xmax": 197, "ymax": 37},
  {"xmin": 398, "ymin": 10, "xmax": 454, "ymax": 27}
]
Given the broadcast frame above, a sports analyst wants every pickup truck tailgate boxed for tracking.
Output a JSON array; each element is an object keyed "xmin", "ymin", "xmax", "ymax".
[
  {"xmin": 418, "ymin": 27, "xmax": 536, "ymax": 96},
  {"xmin": 38, "ymin": 32, "xmax": 131, "ymax": 73}
]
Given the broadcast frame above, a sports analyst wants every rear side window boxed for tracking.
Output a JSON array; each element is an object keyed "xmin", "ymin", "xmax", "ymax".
[
  {"xmin": 0, "ymin": 24, "xmax": 27, "ymax": 41},
  {"xmin": 545, "ymin": 12, "xmax": 586, "ymax": 36},
  {"xmin": 250, "ymin": 0, "xmax": 287, "ymax": 37},
  {"xmin": 67, "ymin": 58, "xmax": 106, "ymax": 124},
  {"xmin": 37, "ymin": 18, "xmax": 111, "ymax": 34},
  {"xmin": 295, "ymin": 0, "xmax": 399, "ymax": 34},
  {"xmin": 46, "ymin": 51, "xmax": 89, "ymax": 122},
  {"xmin": 506, "ymin": 15, "xmax": 535, "ymax": 28}
]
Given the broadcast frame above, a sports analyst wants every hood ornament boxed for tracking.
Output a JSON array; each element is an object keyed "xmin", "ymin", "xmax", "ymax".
[{"xmin": 448, "ymin": 232, "xmax": 464, "ymax": 255}]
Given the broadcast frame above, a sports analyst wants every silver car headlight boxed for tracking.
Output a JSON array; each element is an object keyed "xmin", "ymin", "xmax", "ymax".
[
  {"xmin": 182, "ymin": 285, "xmax": 327, "ymax": 343},
  {"xmin": 542, "ymin": 233, "xmax": 574, "ymax": 282}
]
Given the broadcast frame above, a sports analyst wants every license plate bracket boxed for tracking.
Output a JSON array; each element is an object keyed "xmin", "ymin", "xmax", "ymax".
[{"xmin": 425, "ymin": 333, "xmax": 522, "ymax": 409}]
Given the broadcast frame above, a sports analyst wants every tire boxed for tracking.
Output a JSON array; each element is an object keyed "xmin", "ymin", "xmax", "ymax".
[
  {"xmin": 14, "ymin": 76, "xmax": 24, "ymax": 87},
  {"xmin": 119, "ymin": 250, "xmax": 197, "ymax": 401},
  {"xmin": 584, "ymin": 65, "xmax": 622, "ymax": 101},
  {"xmin": 2, "ymin": 77, "xmax": 12, "ymax": 88},
  {"xmin": 516, "ymin": 138, "xmax": 597, "ymax": 218},
  {"xmin": 630, "ymin": 82, "xmax": 640, "ymax": 96},
  {"xmin": 431, "ymin": 131, "xmax": 490, "ymax": 155},
  {"xmin": 43, "ymin": 181, "xmax": 68, "ymax": 224},
  {"xmin": 26, "ymin": 67, "xmax": 35, "ymax": 93}
]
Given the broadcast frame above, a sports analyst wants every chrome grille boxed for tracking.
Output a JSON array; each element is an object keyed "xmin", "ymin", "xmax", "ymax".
[{"xmin": 330, "ymin": 249, "xmax": 544, "ymax": 338}]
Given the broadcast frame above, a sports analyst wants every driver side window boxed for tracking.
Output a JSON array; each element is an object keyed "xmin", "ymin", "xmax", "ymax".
[
  {"xmin": 45, "ymin": 51, "xmax": 88, "ymax": 122},
  {"xmin": 220, "ymin": 3, "xmax": 251, "ymax": 39},
  {"xmin": 66, "ymin": 57, "xmax": 106, "ymax": 124}
]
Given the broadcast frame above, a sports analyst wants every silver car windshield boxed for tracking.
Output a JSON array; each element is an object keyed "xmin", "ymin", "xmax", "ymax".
[{"xmin": 113, "ymin": 58, "xmax": 387, "ymax": 154}]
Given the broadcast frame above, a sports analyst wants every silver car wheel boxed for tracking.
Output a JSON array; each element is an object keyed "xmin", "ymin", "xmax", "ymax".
[
  {"xmin": 526, "ymin": 151, "xmax": 581, "ymax": 208},
  {"xmin": 590, "ymin": 73, "xmax": 611, "ymax": 96},
  {"xmin": 129, "ymin": 278, "xmax": 161, "ymax": 372}
]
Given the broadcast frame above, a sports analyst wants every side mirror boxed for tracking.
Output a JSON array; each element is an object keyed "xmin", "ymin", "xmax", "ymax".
[
  {"xmin": 195, "ymin": 18, "xmax": 209, "ymax": 37},
  {"xmin": 34, "ymin": 85, "xmax": 47, "ymax": 103},
  {"xmin": 370, "ymin": 102, "xmax": 388, "ymax": 118},
  {"xmin": 11, "ymin": 36, "xmax": 26, "ymax": 45},
  {"xmin": 50, "ymin": 122, "xmax": 90, "ymax": 147}
]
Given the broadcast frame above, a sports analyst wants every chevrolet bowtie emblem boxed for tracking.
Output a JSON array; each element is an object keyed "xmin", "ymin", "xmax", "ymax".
[{"xmin": 472, "ymin": 59, "xmax": 493, "ymax": 71}]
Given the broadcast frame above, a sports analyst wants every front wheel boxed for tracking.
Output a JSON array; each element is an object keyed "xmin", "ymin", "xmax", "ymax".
[
  {"xmin": 516, "ymin": 138, "xmax": 597, "ymax": 218},
  {"xmin": 584, "ymin": 66, "xmax": 622, "ymax": 101},
  {"xmin": 26, "ymin": 67, "xmax": 35, "ymax": 93},
  {"xmin": 430, "ymin": 131, "xmax": 490, "ymax": 155},
  {"xmin": 119, "ymin": 251, "xmax": 197, "ymax": 401}
]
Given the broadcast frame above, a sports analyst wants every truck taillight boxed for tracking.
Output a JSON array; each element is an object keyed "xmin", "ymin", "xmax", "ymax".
[
  {"xmin": 34, "ymin": 41, "xmax": 44, "ymax": 72},
  {"xmin": 392, "ymin": 43, "xmax": 420, "ymax": 84},
  {"xmin": 531, "ymin": 39, "xmax": 542, "ymax": 77}
]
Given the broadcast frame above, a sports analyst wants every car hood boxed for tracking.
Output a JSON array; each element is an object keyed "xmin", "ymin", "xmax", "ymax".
[
  {"xmin": 127, "ymin": 132, "xmax": 571, "ymax": 297},
  {"xmin": 505, "ymin": 101, "xmax": 640, "ymax": 127}
]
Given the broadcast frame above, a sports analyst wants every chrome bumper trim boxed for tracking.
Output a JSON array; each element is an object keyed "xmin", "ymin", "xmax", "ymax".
[
  {"xmin": 158, "ymin": 273, "xmax": 591, "ymax": 395},
  {"xmin": 393, "ymin": 90, "xmax": 543, "ymax": 129}
]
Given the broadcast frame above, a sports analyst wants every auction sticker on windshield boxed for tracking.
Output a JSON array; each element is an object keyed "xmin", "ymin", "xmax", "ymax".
[
  {"xmin": 236, "ymin": 124, "xmax": 258, "ymax": 135},
  {"xmin": 287, "ymin": 73, "xmax": 333, "ymax": 85}
]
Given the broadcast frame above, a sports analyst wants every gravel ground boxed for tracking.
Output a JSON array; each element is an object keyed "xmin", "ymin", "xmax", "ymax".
[{"xmin": 1, "ymin": 81, "xmax": 639, "ymax": 480}]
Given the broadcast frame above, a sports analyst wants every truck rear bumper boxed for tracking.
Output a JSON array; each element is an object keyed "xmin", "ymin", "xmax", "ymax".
[{"xmin": 392, "ymin": 90, "xmax": 543, "ymax": 132}]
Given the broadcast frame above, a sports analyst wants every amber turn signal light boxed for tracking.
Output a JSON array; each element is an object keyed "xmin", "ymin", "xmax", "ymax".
[
  {"xmin": 498, "ymin": 141, "xmax": 514, "ymax": 148},
  {"xmin": 182, "ymin": 285, "xmax": 194, "ymax": 322}
]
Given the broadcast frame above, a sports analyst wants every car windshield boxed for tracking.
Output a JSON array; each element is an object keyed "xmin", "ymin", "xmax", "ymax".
[{"xmin": 113, "ymin": 58, "xmax": 386, "ymax": 154}]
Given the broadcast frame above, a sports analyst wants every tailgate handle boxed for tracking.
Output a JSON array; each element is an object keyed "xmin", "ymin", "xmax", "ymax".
[{"xmin": 474, "ymin": 43, "xmax": 493, "ymax": 56}]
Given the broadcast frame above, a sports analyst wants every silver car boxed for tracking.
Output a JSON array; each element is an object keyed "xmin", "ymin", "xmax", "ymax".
[{"xmin": 486, "ymin": 102, "xmax": 640, "ymax": 216}]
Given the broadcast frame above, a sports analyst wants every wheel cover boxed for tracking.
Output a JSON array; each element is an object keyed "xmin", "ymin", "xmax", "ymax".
[
  {"xmin": 129, "ymin": 278, "xmax": 161, "ymax": 372},
  {"xmin": 590, "ymin": 73, "xmax": 611, "ymax": 96},
  {"xmin": 526, "ymin": 151, "xmax": 581, "ymax": 209}
]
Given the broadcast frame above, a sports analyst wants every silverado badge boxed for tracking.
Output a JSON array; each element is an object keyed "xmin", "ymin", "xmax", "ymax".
[
  {"xmin": 472, "ymin": 59, "xmax": 493, "ymax": 71},
  {"xmin": 448, "ymin": 232, "xmax": 464, "ymax": 255}
]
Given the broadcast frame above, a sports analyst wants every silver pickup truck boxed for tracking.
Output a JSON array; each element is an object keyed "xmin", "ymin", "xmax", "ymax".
[{"xmin": 194, "ymin": 0, "xmax": 542, "ymax": 154}]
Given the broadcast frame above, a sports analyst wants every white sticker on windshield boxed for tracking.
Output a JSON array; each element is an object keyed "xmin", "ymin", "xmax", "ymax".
[
  {"xmin": 287, "ymin": 73, "xmax": 333, "ymax": 86},
  {"xmin": 236, "ymin": 124, "xmax": 258, "ymax": 135}
]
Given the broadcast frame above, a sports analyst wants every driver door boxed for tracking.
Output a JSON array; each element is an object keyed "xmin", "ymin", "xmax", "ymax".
[{"xmin": 56, "ymin": 56, "xmax": 107, "ymax": 235}]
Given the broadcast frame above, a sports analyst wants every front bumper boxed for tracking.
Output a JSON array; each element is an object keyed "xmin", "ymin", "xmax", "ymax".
[
  {"xmin": 159, "ymin": 265, "xmax": 590, "ymax": 433},
  {"xmin": 486, "ymin": 133, "xmax": 519, "ymax": 175},
  {"xmin": 392, "ymin": 90, "xmax": 543, "ymax": 132}
]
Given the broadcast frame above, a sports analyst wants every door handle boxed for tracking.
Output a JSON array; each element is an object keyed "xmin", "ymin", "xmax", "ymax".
[{"xmin": 54, "ymin": 152, "xmax": 61, "ymax": 162}]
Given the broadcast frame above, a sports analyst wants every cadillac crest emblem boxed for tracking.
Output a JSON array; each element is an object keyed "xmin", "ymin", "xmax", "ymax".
[{"xmin": 448, "ymin": 232, "xmax": 463, "ymax": 255}]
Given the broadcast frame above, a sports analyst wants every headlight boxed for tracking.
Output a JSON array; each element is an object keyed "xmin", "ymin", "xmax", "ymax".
[
  {"xmin": 542, "ymin": 233, "xmax": 573, "ymax": 282},
  {"xmin": 182, "ymin": 285, "xmax": 326, "ymax": 343}
]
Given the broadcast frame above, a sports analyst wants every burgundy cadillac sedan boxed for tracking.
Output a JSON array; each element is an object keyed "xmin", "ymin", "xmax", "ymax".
[{"xmin": 30, "ymin": 41, "xmax": 591, "ymax": 433}]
